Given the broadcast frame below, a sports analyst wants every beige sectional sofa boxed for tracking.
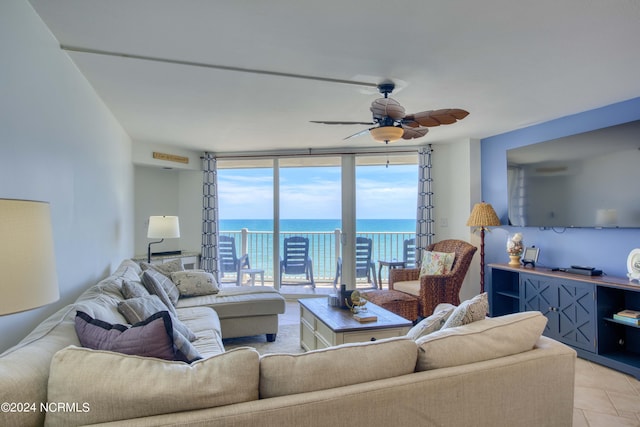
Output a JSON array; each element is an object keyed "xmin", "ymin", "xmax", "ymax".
[
  {"xmin": 0, "ymin": 259, "xmax": 577, "ymax": 427},
  {"xmin": 0, "ymin": 259, "xmax": 284, "ymax": 426}
]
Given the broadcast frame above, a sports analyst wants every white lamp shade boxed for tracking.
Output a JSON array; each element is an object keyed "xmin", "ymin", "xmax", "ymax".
[
  {"xmin": 0, "ymin": 199, "xmax": 59, "ymax": 315},
  {"xmin": 147, "ymin": 216, "xmax": 180, "ymax": 239}
]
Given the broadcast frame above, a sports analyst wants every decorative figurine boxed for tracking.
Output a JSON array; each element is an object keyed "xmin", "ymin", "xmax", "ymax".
[
  {"xmin": 507, "ymin": 233, "xmax": 524, "ymax": 266},
  {"xmin": 346, "ymin": 290, "xmax": 368, "ymax": 313}
]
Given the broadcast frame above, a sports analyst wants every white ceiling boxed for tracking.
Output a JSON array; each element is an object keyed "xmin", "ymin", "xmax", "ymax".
[{"xmin": 29, "ymin": 0, "xmax": 640, "ymax": 154}]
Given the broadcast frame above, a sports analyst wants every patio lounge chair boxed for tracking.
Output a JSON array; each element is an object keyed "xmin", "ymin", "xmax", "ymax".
[
  {"xmin": 333, "ymin": 236, "xmax": 378, "ymax": 290},
  {"xmin": 219, "ymin": 235, "xmax": 263, "ymax": 286},
  {"xmin": 280, "ymin": 236, "xmax": 315, "ymax": 288}
]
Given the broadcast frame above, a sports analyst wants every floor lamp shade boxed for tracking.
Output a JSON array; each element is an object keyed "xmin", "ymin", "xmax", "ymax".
[
  {"xmin": 467, "ymin": 202, "xmax": 501, "ymax": 293},
  {"xmin": 466, "ymin": 202, "xmax": 501, "ymax": 229},
  {"xmin": 0, "ymin": 199, "xmax": 59, "ymax": 315}
]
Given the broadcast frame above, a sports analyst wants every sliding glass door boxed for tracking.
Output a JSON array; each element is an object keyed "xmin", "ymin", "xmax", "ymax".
[
  {"xmin": 217, "ymin": 152, "xmax": 417, "ymax": 292},
  {"xmin": 278, "ymin": 159, "xmax": 341, "ymax": 291},
  {"xmin": 217, "ymin": 160, "xmax": 274, "ymax": 287},
  {"xmin": 355, "ymin": 154, "xmax": 418, "ymax": 288}
]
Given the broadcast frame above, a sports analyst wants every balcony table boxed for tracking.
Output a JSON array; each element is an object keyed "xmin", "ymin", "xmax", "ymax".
[{"xmin": 377, "ymin": 260, "xmax": 406, "ymax": 289}]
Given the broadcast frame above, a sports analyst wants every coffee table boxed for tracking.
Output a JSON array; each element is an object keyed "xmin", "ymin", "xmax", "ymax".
[{"xmin": 299, "ymin": 297, "xmax": 412, "ymax": 351}]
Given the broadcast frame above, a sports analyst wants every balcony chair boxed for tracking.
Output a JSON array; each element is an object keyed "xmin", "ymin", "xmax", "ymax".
[
  {"xmin": 218, "ymin": 235, "xmax": 263, "ymax": 286},
  {"xmin": 333, "ymin": 236, "xmax": 378, "ymax": 290},
  {"xmin": 280, "ymin": 236, "xmax": 315, "ymax": 288},
  {"xmin": 403, "ymin": 237, "xmax": 416, "ymax": 268},
  {"xmin": 389, "ymin": 239, "xmax": 477, "ymax": 317}
]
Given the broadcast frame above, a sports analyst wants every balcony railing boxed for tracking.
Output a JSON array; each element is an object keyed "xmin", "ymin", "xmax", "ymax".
[{"xmin": 220, "ymin": 228, "xmax": 415, "ymax": 285}]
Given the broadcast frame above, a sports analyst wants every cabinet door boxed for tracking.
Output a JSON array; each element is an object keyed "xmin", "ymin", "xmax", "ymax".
[
  {"xmin": 556, "ymin": 281, "xmax": 596, "ymax": 352},
  {"xmin": 520, "ymin": 274, "xmax": 559, "ymax": 338},
  {"xmin": 520, "ymin": 274, "xmax": 596, "ymax": 352}
]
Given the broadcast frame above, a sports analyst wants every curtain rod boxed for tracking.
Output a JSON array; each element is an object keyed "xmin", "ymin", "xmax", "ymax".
[{"xmin": 201, "ymin": 146, "xmax": 428, "ymax": 160}]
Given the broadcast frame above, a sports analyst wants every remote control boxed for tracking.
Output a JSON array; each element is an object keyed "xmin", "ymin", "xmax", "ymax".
[{"xmin": 570, "ymin": 265, "xmax": 594, "ymax": 271}]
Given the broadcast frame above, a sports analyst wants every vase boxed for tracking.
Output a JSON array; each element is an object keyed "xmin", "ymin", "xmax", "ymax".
[{"xmin": 508, "ymin": 255, "xmax": 521, "ymax": 266}]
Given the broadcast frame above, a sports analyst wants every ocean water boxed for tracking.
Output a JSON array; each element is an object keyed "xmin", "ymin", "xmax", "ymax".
[
  {"xmin": 219, "ymin": 218, "xmax": 415, "ymax": 233},
  {"xmin": 219, "ymin": 219, "xmax": 416, "ymax": 281}
]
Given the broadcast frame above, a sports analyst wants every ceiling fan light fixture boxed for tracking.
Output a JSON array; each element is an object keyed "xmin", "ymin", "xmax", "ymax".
[{"xmin": 370, "ymin": 126, "xmax": 404, "ymax": 143}]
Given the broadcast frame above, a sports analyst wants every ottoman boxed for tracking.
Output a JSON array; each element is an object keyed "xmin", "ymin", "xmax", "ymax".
[{"xmin": 362, "ymin": 289, "xmax": 419, "ymax": 321}]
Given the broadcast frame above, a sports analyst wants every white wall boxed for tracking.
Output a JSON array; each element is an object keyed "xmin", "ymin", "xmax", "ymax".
[
  {"xmin": 132, "ymin": 141, "xmax": 203, "ymax": 256},
  {"xmin": 432, "ymin": 139, "xmax": 481, "ymax": 301},
  {"xmin": 133, "ymin": 166, "xmax": 202, "ymax": 256},
  {"xmin": 0, "ymin": 0, "xmax": 134, "ymax": 352}
]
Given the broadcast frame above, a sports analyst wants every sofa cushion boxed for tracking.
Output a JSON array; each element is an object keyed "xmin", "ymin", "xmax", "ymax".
[
  {"xmin": 415, "ymin": 311, "xmax": 547, "ymax": 371},
  {"xmin": 171, "ymin": 270, "xmax": 220, "ymax": 297},
  {"xmin": 420, "ymin": 251, "xmax": 455, "ymax": 276},
  {"xmin": 442, "ymin": 292, "xmax": 488, "ymax": 328},
  {"xmin": 392, "ymin": 280, "xmax": 420, "ymax": 297},
  {"xmin": 175, "ymin": 306, "xmax": 225, "ymax": 358},
  {"xmin": 407, "ymin": 303, "xmax": 456, "ymax": 340},
  {"xmin": 259, "ymin": 337, "xmax": 418, "ymax": 398},
  {"xmin": 141, "ymin": 269, "xmax": 180, "ymax": 312},
  {"xmin": 117, "ymin": 294, "xmax": 196, "ymax": 341},
  {"xmin": 121, "ymin": 279, "xmax": 150, "ymax": 299},
  {"xmin": 45, "ymin": 346, "xmax": 260, "ymax": 427},
  {"xmin": 74, "ymin": 310, "xmax": 176, "ymax": 361},
  {"xmin": 177, "ymin": 286, "xmax": 285, "ymax": 318}
]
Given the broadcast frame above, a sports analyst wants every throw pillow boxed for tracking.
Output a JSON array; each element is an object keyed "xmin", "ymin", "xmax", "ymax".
[
  {"xmin": 170, "ymin": 270, "xmax": 220, "ymax": 297},
  {"xmin": 442, "ymin": 292, "xmax": 489, "ymax": 329},
  {"xmin": 46, "ymin": 346, "xmax": 260, "ymax": 427},
  {"xmin": 117, "ymin": 295, "xmax": 197, "ymax": 341},
  {"xmin": 141, "ymin": 269, "xmax": 180, "ymax": 311},
  {"xmin": 415, "ymin": 311, "xmax": 548, "ymax": 371},
  {"xmin": 74, "ymin": 310, "xmax": 175, "ymax": 361},
  {"xmin": 121, "ymin": 279, "xmax": 150, "ymax": 299},
  {"xmin": 419, "ymin": 251, "xmax": 456, "ymax": 276},
  {"xmin": 75, "ymin": 310, "xmax": 201, "ymax": 364},
  {"xmin": 406, "ymin": 303, "xmax": 456, "ymax": 340},
  {"xmin": 140, "ymin": 258, "xmax": 184, "ymax": 277},
  {"xmin": 172, "ymin": 329, "xmax": 202, "ymax": 364}
]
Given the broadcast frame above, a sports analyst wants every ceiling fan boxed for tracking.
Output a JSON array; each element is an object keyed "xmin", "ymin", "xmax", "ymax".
[{"xmin": 311, "ymin": 80, "xmax": 469, "ymax": 143}]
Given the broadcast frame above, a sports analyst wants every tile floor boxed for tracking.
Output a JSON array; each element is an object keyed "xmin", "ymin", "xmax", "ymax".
[
  {"xmin": 574, "ymin": 357, "xmax": 640, "ymax": 426},
  {"xmin": 283, "ymin": 300, "xmax": 640, "ymax": 426}
]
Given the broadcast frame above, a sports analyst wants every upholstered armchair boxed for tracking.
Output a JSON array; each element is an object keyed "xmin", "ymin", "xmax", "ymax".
[{"xmin": 389, "ymin": 239, "xmax": 477, "ymax": 317}]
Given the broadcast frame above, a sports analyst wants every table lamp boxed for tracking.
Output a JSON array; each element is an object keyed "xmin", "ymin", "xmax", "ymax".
[
  {"xmin": 147, "ymin": 215, "xmax": 180, "ymax": 262},
  {"xmin": 466, "ymin": 202, "xmax": 501, "ymax": 293},
  {"xmin": 0, "ymin": 199, "xmax": 59, "ymax": 315}
]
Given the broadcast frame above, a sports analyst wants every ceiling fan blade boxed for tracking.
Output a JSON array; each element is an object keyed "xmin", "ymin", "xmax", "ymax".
[
  {"xmin": 343, "ymin": 127, "xmax": 374, "ymax": 140},
  {"xmin": 401, "ymin": 126, "xmax": 429, "ymax": 140},
  {"xmin": 403, "ymin": 108, "xmax": 469, "ymax": 127},
  {"xmin": 310, "ymin": 120, "xmax": 375, "ymax": 125}
]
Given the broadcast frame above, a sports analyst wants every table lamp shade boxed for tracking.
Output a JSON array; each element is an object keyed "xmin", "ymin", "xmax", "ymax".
[
  {"xmin": 0, "ymin": 199, "xmax": 59, "ymax": 315},
  {"xmin": 466, "ymin": 202, "xmax": 501, "ymax": 228},
  {"xmin": 147, "ymin": 216, "xmax": 180, "ymax": 239}
]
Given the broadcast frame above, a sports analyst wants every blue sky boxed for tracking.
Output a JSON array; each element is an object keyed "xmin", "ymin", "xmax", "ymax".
[{"xmin": 218, "ymin": 165, "xmax": 417, "ymax": 219}]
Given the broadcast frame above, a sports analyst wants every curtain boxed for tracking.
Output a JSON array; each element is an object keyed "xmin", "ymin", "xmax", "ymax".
[
  {"xmin": 415, "ymin": 144, "xmax": 435, "ymax": 265},
  {"xmin": 201, "ymin": 152, "xmax": 220, "ymax": 279}
]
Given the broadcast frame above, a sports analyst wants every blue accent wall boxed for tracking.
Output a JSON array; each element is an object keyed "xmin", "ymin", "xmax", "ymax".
[{"xmin": 481, "ymin": 97, "xmax": 640, "ymax": 278}]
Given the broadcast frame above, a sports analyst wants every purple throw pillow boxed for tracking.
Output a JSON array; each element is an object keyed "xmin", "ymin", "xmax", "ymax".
[{"xmin": 74, "ymin": 311, "xmax": 176, "ymax": 361}]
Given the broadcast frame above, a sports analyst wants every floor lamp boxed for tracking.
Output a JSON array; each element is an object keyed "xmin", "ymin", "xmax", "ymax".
[
  {"xmin": 0, "ymin": 199, "xmax": 60, "ymax": 315},
  {"xmin": 147, "ymin": 215, "xmax": 181, "ymax": 262},
  {"xmin": 467, "ymin": 202, "xmax": 501, "ymax": 293}
]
